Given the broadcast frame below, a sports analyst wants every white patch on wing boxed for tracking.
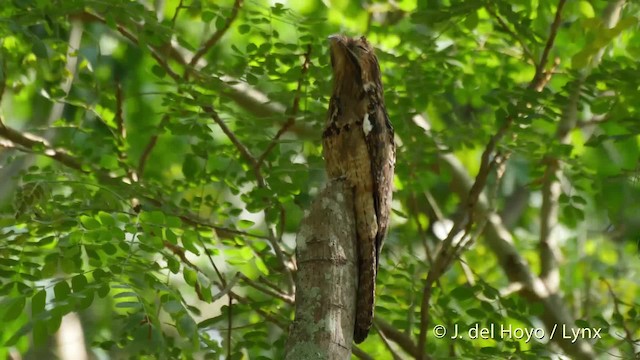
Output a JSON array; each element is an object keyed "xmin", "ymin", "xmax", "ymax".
[{"xmin": 363, "ymin": 113, "xmax": 373, "ymax": 136}]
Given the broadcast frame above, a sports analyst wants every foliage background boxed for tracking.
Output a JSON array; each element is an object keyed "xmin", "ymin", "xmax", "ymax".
[{"xmin": 0, "ymin": 0, "xmax": 639, "ymax": 358}]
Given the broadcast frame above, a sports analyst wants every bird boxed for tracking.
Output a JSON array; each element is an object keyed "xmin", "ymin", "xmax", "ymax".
[{"xmin": 322, "ymin": 34, "xmax": 395, "ymax": 343}]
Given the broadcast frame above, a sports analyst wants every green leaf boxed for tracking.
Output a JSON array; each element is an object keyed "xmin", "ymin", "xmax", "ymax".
[
  {"xmin": 450, "ymin": 286, "xmax": 475, "ymax": 301},
  {"xmin": 115, "ymin": 301, "xmax": 142, "ymax": 309},
  {"xmin": 71, "ymin": 274, "xmax": 87, "ymax": 292},
  {"xmin": 151, "ymin": 65, "xmax": 166, "ymax": 78},
  {"xmin": 33, "ymin": 320, "xmax": 48, "ymax": 346},
  {"xmin": 167, "ymin": 256, "xmax": 180, "ymax": 274},
  {"xmin": 3, "ymin": 297, "xmax": 26, "ymax": 321},
  {"xmin": 32, "ymin": 289, "xmax": 46, "ymax": 316},
  {"xmin": 163, "ymin": 300, "xmax": 183, "ymax": 314},
  {"xmin": 177, "ymin": 313, "xmax": 197, "ymax": 337},
  {"xmin": 182, "ymin": 154, "xmax": 201, "ymax": 179},
  {"xmin": 80, "ymin": 215, "xmax": 101, "ymax": 230},
  {"xmin": 31, "ymin": 37, "xmax": 48, "ymax": 58},
  {"xmin": 54, "ymin": 281, "xmax": 71, "ymax": 302},
  {"xmin": 183, "ymin": 268, "xmax": 198, "ymax": 286},
  {"xmin": 202, "ymin": 11, "xmax": 215, "ymax": 22},
  {"xmin": 238, "ymin": 24, "xmax": 250, "ymax": 34}
]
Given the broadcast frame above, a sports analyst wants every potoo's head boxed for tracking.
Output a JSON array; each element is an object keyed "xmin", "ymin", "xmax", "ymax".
[{"xmin": 328, "ymin": 34, "xmax": 381, "ymax": 92}]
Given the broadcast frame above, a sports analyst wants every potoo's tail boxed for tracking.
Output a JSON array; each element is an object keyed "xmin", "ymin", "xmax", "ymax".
[{"xmin": 354, "ymin": 240, "xmax": 377, "ymax": 343}]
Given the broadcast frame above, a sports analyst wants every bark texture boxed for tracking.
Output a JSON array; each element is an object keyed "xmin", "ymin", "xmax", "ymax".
[{"xmin": 285, "ymin": 180, "xmax": 357, "ymax": 360}]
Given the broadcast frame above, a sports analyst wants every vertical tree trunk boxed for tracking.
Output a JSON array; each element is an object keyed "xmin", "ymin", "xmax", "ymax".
[{"xmin": 285, "ymin": 180, "xmax": 358, "ymax": 360}]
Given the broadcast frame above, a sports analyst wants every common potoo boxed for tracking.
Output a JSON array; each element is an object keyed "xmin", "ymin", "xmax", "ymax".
[{"xmin": 322, "ymin": 34, "xmax": 395, "ymax": 343}]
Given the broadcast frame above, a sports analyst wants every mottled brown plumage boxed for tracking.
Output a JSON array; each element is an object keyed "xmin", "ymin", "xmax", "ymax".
[{"xmin": 322, "ymin": 34, "xmax": 395, "ymax": 343}]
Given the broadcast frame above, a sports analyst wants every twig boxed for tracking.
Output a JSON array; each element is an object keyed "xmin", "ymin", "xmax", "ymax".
[
  {"xmin": 187, "ymin": 0, "xmax": 243, "ymax": 73},
  {"xmin": 376, "ymin": 319, "xmax": 419, "ymax": 357},
  {"xmin": 203, "ymin": 105, "xmax": 263, "ymax": 185},
  {"xmin": 172, "ymin": 212, "xmax": 270, "ymax": 240},
  {"xmin": 211, "ymin": 273, "xmax": 240, "ymax": 302},
  {"xmin": 137, "ymin": 114, "xmax": 169, "ymax": 177},
  {"xmin": 163, "ymin": 240, "xmax": 202, "ymax": 272},
  {"xmin": 170, "ymin": 0, "xmax": 184, "ymax": 26},
  {"xmin": 238, "ymin": 273, "xmax": 294, "ymax": 304},
  {"xmin": 416, "ymin": 2, "xmax": 571, "ymax": 352},
  {"xmin": 0, "ymin": 57, "xmax": 6, "ymax": 104},
  {"xmin": 114, "ymin": 79, "xmax": 138, "ymax": 183},
  {"xmin": 601, "ymin": 277, "xmax": 637, "ymax": 354},
  {"xmin": 0, "ymin": 117, "xmax": 86, "ymax": 172},
  {"xmin": 115, "ymin": 80, "xmax": 126, "ymax": 146},
  {"xmin": 255, "ymin": 45, "xmax": 312, "ymax": 169},
  {"xmin": 0, "ymin": 117, "xmax": 270, "ymax": 244},
  {"xmin": 230, "ymin": 291, "xmax": 288, "ymax": 329},
  {"xmin": 416, "ymin": 115, "xmax": 596, "ymax": 358},
  {"xmin": 374, "ymin": 322, "xmax": 404, "ymax": 360},
  {"xmin": 79, "ymin": 11, "xmax": 181, "ymax": 81},
  {"xmin": 227, "ymin": 295, "xmax": 233, "ymax": 358},
  {"xmin": 484, "ymin": 5, "xmax": 536, "ymax": 66},
  {"xmin": 530, "ymin": 0, "xmax": 567, "ymax": 91},
  {"xmin": 352, "ymin": 347, "xmax": 375, "ymax": 360}
]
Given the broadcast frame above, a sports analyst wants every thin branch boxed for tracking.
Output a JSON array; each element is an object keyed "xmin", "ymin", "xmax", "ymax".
[
  {"xmin": 137, "ymin": 114, "xmax": 169, "ymax": 177},
  {"xmin": 413, "ymin": 115, "xmax": 596, "ymax": 358},
  {"xmin": 0, "ymin": 117, "xmax": 86, "ymax": 172},
  {"xmin": 230, "ymin": 291, "xmax": 289, "ymax": 329},
  {"xmin": 0, "ymin": 117, "xmax": 271, "ymax": 245},
  {"xmin": 530, "ymin": 0, "xmax": 567, "ymax": 91},
  {"xmin": 173, "ymin": 212, "xmax": 270, "ymax": 240},
  {"xmin": 0, "ymin": 57, "xmax": 6, "ymax": 104},
  {"xmin": 115, "ymin": 81, "xmax": 126, "ymax": 143},
  {"xmin": 376, "ymin": 319, "xmax": 419, "ymax": 358},
  {"xmin": 256, "ymin": 45, "xmax": 312, "ymax": 169},
  {"xmin": 539, "ymin": 0, "xmax": 624, "ymax": 292},
  {"xmin": 203, "ymin": 105, "xmax": 263, "ymax": 185},
  {"xmin": 601, "ymin": 277, "xmax": 637, "ymax": 354},
  {"xmin": 238, "ymin": 273, "xmax": 294, "ymax": 304},
  {"xmin": 484, "ymin": 5, "xmax": 536, "ymax": 66},
  {"xmin": 416, "ymin": 116, "xmax": 513, "ymax": 358},
  {"xmin": 227, "ymin": 295, "xmax": 233, "ymax": 358},
  {"xmin": 375, "ymin": 322, "xmax": 404, "ymax": 360},
  {"xmin": 114, "ymin": 79, "xmax": 138, "ymax": 183},
  {"xmin": 77, "ymin": 11, "xmax": 181, "ymax": 81},
  {"xmin": 211, "ymin": 273, "xmax": 240, "ymax": 302},
  {"xmin": 187, "ymin": 0, "xmax": 243, "ymax": 72},
  {"xmin": 170, "ymin": 0, "xmax": 185, "ymax": 26}
]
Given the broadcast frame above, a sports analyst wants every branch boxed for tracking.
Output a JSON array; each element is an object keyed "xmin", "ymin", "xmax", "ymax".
[
  {"xmin": 411, "ymin": 114, "xmax": 596, "ymax": 359},
  {"xmin": 76, "ymin": 11, "xmax": 181, "ymax": 81},
  {"xmin": 238, "ymin": 273, "xmax": 294, "ymax": 304},
  {"xmin": 530, "ymin": 0, "xmax": 567, "ymax": 91},
  {"xmin": 0, "ymin": 117, "xmax": 86, "ymax": 172},
  {"xmin": 256, "ymin": 45, "xmax": 312, "ymax": 170},
  {"xmin": 416, "ymin": 3, "xmax": 572, "ymax": 351},
  {"xmin": 0, "ymin": 20, "xmax": 83, "ymax": 203},
  {"xmin": 376, "ymin": 319, "xmax": 419, "ymax": 358},
  {"xmin": 601, "ymin": 277, "xmax": 637, "ymax": 354},
  {"xmin": 137, "ymin": 114, "xmax": 168, "ymax": 177},
  {"xmin": 187, "ymin": 0, "xmax": 243, "ymax": 73},
  {"xmin": 203, "ymin": 105, "xmax": 263, "ymax": 185},
  {"xmin": 0, "ymin": 116, "xmax": 272, "ymax": 245},
  {"xmin": 416, "ymin": 116, "xmax": 513, "ymax": 358},
  {"xmin": 484, "ymin": 5, "xmax": 536, "ymax": 66},
  {"xmin": 538, "ymin": 0, "xmax": 625, "ymax": 291},
  {"xmin": 424, "ymin": 124, "xmax": 596, "ymax": 359}
]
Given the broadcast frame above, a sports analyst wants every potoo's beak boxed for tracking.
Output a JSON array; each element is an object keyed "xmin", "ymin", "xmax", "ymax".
[
  {"xmin": 328, "ymin": 34, "xmax": 358, "ymax": 65},
  {"xmin": 327, "ymin": 34, "xmax": 341, "ymax": 43},
  {"xmin": 327, "ymin": 34, "xmax": 344, "ymax": 50}
]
